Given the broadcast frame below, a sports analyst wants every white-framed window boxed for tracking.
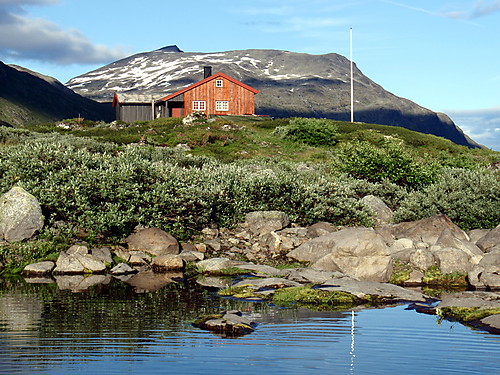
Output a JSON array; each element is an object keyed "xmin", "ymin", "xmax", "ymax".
[
  {"xmin": 216, "ymin": 101, "xmax": 229, "ymax": 111},
  {"xmin": 215, "ymin": 79, "xmax": 223, "ymax": 88},
  {"xmin": 192, "ymin": 100, "xmax": 206, "ymax": 111}
]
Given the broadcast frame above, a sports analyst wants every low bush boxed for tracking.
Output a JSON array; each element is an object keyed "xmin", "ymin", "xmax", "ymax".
[
  {"xmin": 333, "ymin": 139, "xmax": 439, "ymax": 189},
  {"xmin": 273, "ymin": 117, "xmax": 338, "ymax": 147},
  {"xmin": 394, "ymin": 168, "xmax": 500, "ymax": 230}
]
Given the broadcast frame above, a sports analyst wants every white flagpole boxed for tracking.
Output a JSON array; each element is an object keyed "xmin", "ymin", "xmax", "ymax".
[{"xmin": 350, "ymin": 27, "xmax": 354, "ymax": 123}]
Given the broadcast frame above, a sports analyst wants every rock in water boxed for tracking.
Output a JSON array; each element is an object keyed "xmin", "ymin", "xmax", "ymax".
[
  {"xmin": 125, "ymin": 228, "xmax": 180, "ymax": 256},
  {"xmin": 0, "ymin": 186, "xmax": 44, "ymax": 242}
]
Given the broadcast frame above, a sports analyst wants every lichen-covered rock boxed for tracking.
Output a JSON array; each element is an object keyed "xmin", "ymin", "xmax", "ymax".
[
  {"xmin": 476, "ymin": 225, "xmax": 500, "ymax": 253},
  {"xmin": 361, "ymin": 195, "xmax": 393, "ymax": 225},
  {"xmin": 193, "ymin": 310, "xmax": 256, "ymax": 337},
  {"xmin": 23, "ymin": 261, "xmax": 55, "ymax": 276},
  {"xmin": 0, "ymin": 186, "xmax": 44, "ymax": 242},
  {"xmin": 125, "ymin": 228, "xmax": 179, "ymax": 256},
  {"xmin": 245, "ymin": 211, "xmax": 290, "ymax": 235}
]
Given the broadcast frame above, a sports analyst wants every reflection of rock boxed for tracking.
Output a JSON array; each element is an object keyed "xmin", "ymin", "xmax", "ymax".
[
  {"xmin": 0, "ymin": 293, "xmax": 42, "ymax": 332},
  {"xmin": 125, "ymin": 270, "xmax": 182, "ymax": 293},
  {"xmin": 54, "ymin": 274, "xmax": 111, "ymax": 291},
  {"xmin": 24, "ymin": 276, "xmax": 55, "ymax": 284},
  {"xmin": 110, "ymin": 263, "xmax": 137, "ymax": 275},
  {"xmin": 196, "ymin": 276, "xmax": 232, "ymax": 289},
  {"xmin": 193, "ymin": 310, "xmax": 257, "ymax": 337}
]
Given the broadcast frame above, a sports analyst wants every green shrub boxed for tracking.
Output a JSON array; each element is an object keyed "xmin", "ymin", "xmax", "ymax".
[
  {"xmin": 394, "ymin": 168, "xmax": 500, "ymax": 230},
  {"xmin": 273, "ymin": 117, "xmax": 338, "ymax": 147},
  {"xmin": 333, "ymin": 139, "xmax": 438, "ymax": 189}
]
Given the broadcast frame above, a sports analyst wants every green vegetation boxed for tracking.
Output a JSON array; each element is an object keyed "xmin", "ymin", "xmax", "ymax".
[
  {"xmin": 389, "ymin": 259, "xmax": 413, "ymax": 285},
  {"xmin": 271, "ymin": 286, "xmax": 361, "ymax": 309},
  {"xmin": 437, "ymin": 306, "xmax": 500, "ymax": 322},
  {"xmin": 422, "ymin": 266, "xmax": 468, "ymax": 287},
  {"xmin": 0, "ymin": 115, "xmax": 499, "ymax": 271}
]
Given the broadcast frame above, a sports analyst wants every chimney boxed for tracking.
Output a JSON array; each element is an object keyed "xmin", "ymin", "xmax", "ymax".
[{"xmin": 203, "ymin": 66, "xmax": 212, "ymax": 79}]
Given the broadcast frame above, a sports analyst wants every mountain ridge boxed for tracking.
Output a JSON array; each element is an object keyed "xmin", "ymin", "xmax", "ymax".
[{"xmin": 66, "ymin": 46, "xmax": 479, "ymax": 148}]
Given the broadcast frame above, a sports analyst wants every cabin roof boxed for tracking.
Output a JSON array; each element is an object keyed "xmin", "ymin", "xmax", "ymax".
[
  {"xmin": 161, "ymin": 72, "xmax": 259, "ymax": 102},
  {"xmin": 112, "ymin": 93, "xmax": 163, "ymax": 107}
]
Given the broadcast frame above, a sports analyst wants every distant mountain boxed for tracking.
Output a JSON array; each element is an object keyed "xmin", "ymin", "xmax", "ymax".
[
  {"xmin": 66, "ymin": 46, "xmax": 478, "ymax": 148},
  {"xmin": 0, "ymin": 61, "xmax": 113, "ymax": 127}
]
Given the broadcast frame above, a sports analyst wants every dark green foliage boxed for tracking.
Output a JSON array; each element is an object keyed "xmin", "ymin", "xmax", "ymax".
[
  {"xmin": 394, "ymin": 168, "xmax": 500, "ymax": 230},
  {"xmin": 273, "ymin": 117, "xmax": 338, "ymax": 146},
  {"xmin": 334, "ymin": 139, "xmax": 438, "ymax": 189}
]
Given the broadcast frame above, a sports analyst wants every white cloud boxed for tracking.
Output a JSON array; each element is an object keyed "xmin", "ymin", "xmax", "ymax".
[
  {"xmin": 441, "ymin": 0, "xmax": 500, "ymax": 20},
  {"xmin": 0, "ymin": 1, "xmax": 125, "ymax": 65},
  {"xmin": 447, "ymin": 107, "xmax": 500, "ymax": 150}
]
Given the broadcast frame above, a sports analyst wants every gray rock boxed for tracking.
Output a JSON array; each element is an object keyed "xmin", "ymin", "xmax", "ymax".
[
  {"xmin": 361, "ymin": 195, "xmax": 393, "ymax": 225},
  {"xmin": 231, "ymin": 277, "xmax": 302, "ymax": 290},
  {"xmin": 389, "ymin": 214, "xmax": 467, "ymax": 246},
  {"xmin": 245, "ymin": 211, "xmax": 290, "ymax": 235},
  {"xmin": 193, "ymin": 310, "xmax": 256, "ymax": 337},
  {"xmin": 90, "ymin": 247, "xmax": 113, "ymax": 264},
  {"xmin": 23, "ymin": 261, "xmax": 55, "ymax": 276},
  {"xmin": 306, "ymin": 222, "xmax": 337, "ymax": 238},
  {"xmin": 110, "ymin": 263, "xmax": 137, "ymax": 275},
  {"xmin": 409, "ymin": 249, "xmax": 437, "ymax": 271},
  {"xmin": 435, "ymin": 229, "xmax": 483, "ymax": 264},
  {"xmin": 438, "ymin": 291, "xmax": 500, "ymax": 309},
  {"xmin": 196, "ymin": 276, "xmax": 233, "ymax": 289},
  {"xmin": 234, "ymin": 264, "xmax": 282, "ymax": 276},
  {"xmin": 67, "ymin": 245, "xmax": 90, "ymax": 256},
  {"xmin": 74, "ymin": 254, "xmax": 106, "ymax": 274},
  {"xmin": 152, "ymin": 254, "xmax": 185, "ymax": 272},
  {"xmin": 0, "ymin": 186, "xmax": 44, "ymax": 242},
  {"xmin": 479, "ymin": 314, "xmax": 500, "ymax": 334},
  {"xmin": 432, "ymin": 247, "xmax": 474, "ymax": 274},
  {"xmin": 288, "ymin": 227, "xmax": 392, "ymax": 282},
  {"xmin": 125, "ymin": 227, "xmax": 179, "ymax": 256},
  {"xmin": 476, "ymin": 225, "xmax": 500, "ymax": 252},
  {"xmin": 468, "ymin": 229, "xmax": 491, "ymax": 244},
  {"xmin": 179, "ymin": 250, "xmax": 205, "ymax": 262},
  {"xmin": 281, "ymin": 268, "xmax": 344, "ymax": 284},
  {"xmin": 53, "ymin": 251, "xmax": 85, "ymax": 274},
  {"xmin": 196, "ymin": 257, "xmax": 245, "ymax": 273},
  {"xmin": 204, "ymin": 238, "xmax": 222, "ymax": 252},
  {"xmin": 317, "ymin": 278, "xmax": 430, "ymax": 303}
]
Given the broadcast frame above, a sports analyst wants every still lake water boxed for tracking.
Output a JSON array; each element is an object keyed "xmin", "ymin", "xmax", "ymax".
[{"xmin": 1, "ymin": 277, "xmax": 499, "ymax": 375}]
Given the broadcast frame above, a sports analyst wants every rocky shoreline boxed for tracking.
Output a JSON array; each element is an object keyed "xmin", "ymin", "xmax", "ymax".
[{"xmin": 1, "ymin": 186, "xmax": 499, "ymax": 335}]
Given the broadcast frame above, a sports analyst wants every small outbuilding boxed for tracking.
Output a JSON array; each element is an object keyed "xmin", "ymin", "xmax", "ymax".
[{"xmin": 111, "ymin": 94, "xmax": 164, "ymax": 123}]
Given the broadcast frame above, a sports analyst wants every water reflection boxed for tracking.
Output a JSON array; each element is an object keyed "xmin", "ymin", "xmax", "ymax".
[{"xmin": 1, "ymin": 277, "xmax": 499, "ymax": 375}]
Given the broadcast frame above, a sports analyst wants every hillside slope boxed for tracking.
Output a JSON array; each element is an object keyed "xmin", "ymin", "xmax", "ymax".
[
  {"xmin": 0, "ymin": 61, "xmax": 114, "ymax": 126},
  {"xmin": 67, "ymin": 46, "xmax": 478, "ymax": 148}
]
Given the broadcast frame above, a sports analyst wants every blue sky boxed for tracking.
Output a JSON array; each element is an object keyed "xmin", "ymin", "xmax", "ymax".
[{"xmin": 1, "ymin": 0, "xmax": 499, "ymax": 150}]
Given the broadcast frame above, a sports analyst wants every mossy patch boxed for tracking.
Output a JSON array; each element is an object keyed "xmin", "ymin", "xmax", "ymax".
[
  {"xmin": 437, "ymin": 306, "xmax": 500, "ymax": 322},
  {"xmin": 389, "ymin": 259, "xmax": 412, "ymax": 285},
  {"xmin": 271, "ymin": 286, "xmax": 361, "ymax": 309},
  {"xmin": 217, "ymin": 284, "xmax": 261, "ymax": 299},
  {"xmin": 422, "ymin": 266, "xmax": 468, "ymax": 287}
]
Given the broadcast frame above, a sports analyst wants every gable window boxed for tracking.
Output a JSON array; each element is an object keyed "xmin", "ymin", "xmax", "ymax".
[
  {"xmin": 192, "ymin": 100, "xmax": 206, "ymax": 111},
  {"xmin": 216, "ymin": 101, "xmax": 229, "ymax": 111},
  {"xmin": 215, "ymin": 79, "xmax": 223, "ymax": 88}
]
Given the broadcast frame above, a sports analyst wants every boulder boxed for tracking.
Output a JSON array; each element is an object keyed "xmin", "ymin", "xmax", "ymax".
[
  {"xmin": 193, "ymin": 310, "xmax": 256, "ymax": 337},
  {"xmin": 306, "ymin": 222, "xmax": 337, "ymax": 238},
  {"xmin": 317, "ymin": 278, "xmax": 430, "ymax": 303},
  {"xmin": 479, "ymin": 314, "xmax": 500, "ymax": 334},
  {"xmin": 245, "ymin": 211, "xmax": 290, "ymax": 235},
  {"xmin": 287, "ymin": 227, "xmax": 392, "ymax": 282},
  {"xmin": 179, "ymin": 250, "xmax": 205, "ymax": 262},
  {"xmin": 110, "ymin": 263, "xmax": 137, "ymax": 276},
  {"xmin": 476, "ymin": 225, "xmax": 500, "ymax": 253},
  {"xmin": 23, "ymin": 261, "xmax": 55, "ymax": 276},
  {"xmin": 280, "ymin": 268, "xmax": 344, "ymax": 284},
  {"xmin": 435, "ymin": 229, "xmax": 483, "ymax": 264},
  {"xmin": 196, "ymin": 257, "xmax": 245, "ymax": 273},
  {"xmin": 432, "ymin": 247, "xmax": 474, "ymax": 274},
  {"xmin": 53, "ymin": 250, "xmax": 106, "ymax": 274},
  {"xmin": 125, "ymin": 228, "xmax": 179, "ymax": 256},
  {"xmin": 90, "ymin": 247, "xmax": 113, "ymax": 264},
  {"xmin": 152, "ymin": 254, "xmax": 185, "ymax": 272},
  {"xmin": 0, "ymin": 186, "xmax": 44, "ymax": 242},
  {"xmin": 469, "ymin": 252, "xmax": 500, "ymax": 290},
  {"xmin": 409, "ymin": 249, "xmax": 437, "ymax": 270},
  {"xmin": 361, "ymin": 195, "xmax": 393, "ymax": 225},
  {"xmin": 389, "ymin": 214, "xmax": 467, "ymax": 246},
  {"xmin": 468, "ymin": 229, "xmax": 491, "ymax": 245}
]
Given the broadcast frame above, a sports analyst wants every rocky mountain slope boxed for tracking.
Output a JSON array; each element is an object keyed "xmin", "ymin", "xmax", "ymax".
[
  {"xmin": 67, "ymin": 45, "xmax": 478, "ymax": 148},
  {"xmin": 0, "ymin": 61, "xmax": 114, "ymax": 127}
]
